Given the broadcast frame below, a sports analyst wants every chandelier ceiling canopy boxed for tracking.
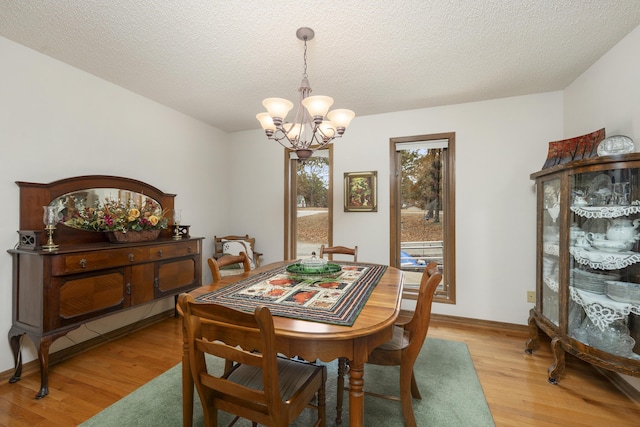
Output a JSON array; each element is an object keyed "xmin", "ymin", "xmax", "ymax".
[{"xmin": 256, "ymin": 27, "xmax": 355, "ymax": 160}]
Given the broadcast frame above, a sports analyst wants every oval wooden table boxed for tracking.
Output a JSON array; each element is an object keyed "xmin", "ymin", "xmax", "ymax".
[{"xmin": 180, "ymin": 260, "xmax": 404, "ymax": 427}]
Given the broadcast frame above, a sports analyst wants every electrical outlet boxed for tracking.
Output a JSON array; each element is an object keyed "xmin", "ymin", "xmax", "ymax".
[{"xmin": 527, "ymin": 290, "xmax": 536, "ymax": 303}]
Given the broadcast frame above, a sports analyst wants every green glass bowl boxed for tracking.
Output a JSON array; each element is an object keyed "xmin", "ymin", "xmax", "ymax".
[{"xmin": 286, "ymin": 262, "xmax": 342, "ymax": 276}]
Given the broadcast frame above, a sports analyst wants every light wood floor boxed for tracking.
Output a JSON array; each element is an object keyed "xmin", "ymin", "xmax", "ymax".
[{"xmin": 1, "ymin": 315, "xmax": 639, "ymax": 426}]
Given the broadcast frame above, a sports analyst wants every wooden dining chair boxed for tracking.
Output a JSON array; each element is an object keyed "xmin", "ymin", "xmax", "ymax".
[
  {"xmin": 335, "ymin": 262, "xmax": 442, "ymax": 427},
  {"xmin": 179, "ymin": 293, "xmax": 327, "ymax": 427},
  {"xmin": 214, "ymin": 234, "xmax": 262, "ymax": 268},
  {"xmin": 319, "ymin": 245, "xmax": 358, "ymax": 262},
  {"xmin": 207, "ymin": 252, "xmax": 251, "ymax": 283}
]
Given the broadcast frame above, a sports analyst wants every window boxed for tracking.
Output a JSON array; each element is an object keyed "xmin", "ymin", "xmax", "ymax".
[
  {"xmin": 390, "ymin": 133, "xmax": 456, "ymax": 303},
  {"xmin": 284, "ymin": 147, "xmax": 333, "ymax": 259}
]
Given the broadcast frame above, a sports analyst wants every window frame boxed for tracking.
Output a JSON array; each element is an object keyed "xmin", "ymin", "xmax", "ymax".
[
  {"xmin": 390, "ymin": 132, "xmax": 456, "ymax": 304},
  {"xmin": 283, "ymin": 146, "xmax": 333, "ymax": 259}
]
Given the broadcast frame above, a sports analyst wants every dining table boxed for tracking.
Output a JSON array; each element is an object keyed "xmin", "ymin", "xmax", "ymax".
[{"xmin": 180, "ymin": 260, "xmax": 404, "ymax": 427}]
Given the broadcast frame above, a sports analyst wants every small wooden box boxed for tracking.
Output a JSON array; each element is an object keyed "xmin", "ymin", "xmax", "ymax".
[{"xmin": 17, "ymin": 230, "xmax": 44, "ymax": 250}]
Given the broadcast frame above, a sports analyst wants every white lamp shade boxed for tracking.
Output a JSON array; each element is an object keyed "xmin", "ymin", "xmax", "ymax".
[
  {"xmin": 318, "ymin": 121, "xmax": 336, "ymax": 139},
  {"xmin": 301, "ymin": 95, "xmax": 334, "ymax": 117},
  {"xmin": 256, "ymin": 112, "xmax": 276, "ymax": 131},
  {"xmin": 262, "ymin": 98, "xmax": 294, "ymax": 119},
  {"xmin": 285, "ymin": 123, "xmax": 302, "ymax": 140},
  {"xmin": 327, "ymin": 109, "xmax": 355, "ymax": 128}
]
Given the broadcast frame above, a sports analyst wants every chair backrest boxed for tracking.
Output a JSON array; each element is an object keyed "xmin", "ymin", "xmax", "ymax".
[
  {"xmin": 405, "ymin": 262, "xmax": 442, "ymax": 355},
  {"xmin": 178, "ymin": 293, "xmax": 286, "ymax": 423},
  {"xmin": 215, "ymin": 234, "xmax": 261, "ymax": 268},
  {"xmin": 207, "ymin": 252, "xmax": 250, "ymax": 283},
  {"xmin": 319, "ymin": 245, "xmax": 358, "ymax": 262}
]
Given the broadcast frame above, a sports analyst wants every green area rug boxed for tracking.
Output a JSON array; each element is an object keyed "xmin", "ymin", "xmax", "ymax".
[{"xmin": 80, "ymin": 338, "xmax": 494, "ymax": 426}]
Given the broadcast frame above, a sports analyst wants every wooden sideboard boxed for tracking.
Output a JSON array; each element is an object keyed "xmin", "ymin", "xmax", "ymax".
[{"xmin": 7, "ymin": 175, "xmax": 203, "ymax": 398}]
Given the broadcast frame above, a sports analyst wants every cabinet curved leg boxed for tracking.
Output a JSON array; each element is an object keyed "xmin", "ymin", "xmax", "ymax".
[
  {"xmin": 9, "ymin": 330, "xmax": 54, "ymax": 399},
  {"xmin": 547, "ymin": 337, "xmax": 565, "ymax": 385},
  {"xmin": 525, "ymin": 309, "xmax": 539, "ymax": 354},
  {"xmin": 34, "ymin": 335, "xmax": 53, "ymax": 399},
  {"xmin": 8, "ymin": 329, "xmax": 24, "ymax": 383},
  {"xmin": 9, "ymin": 326, "xmax": 79, "ymax": 399}
]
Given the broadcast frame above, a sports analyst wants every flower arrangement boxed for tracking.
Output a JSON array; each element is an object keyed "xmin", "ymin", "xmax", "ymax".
[{"xmin": 64, "ymin": 196, "xmax": 168, "ymax": 233}]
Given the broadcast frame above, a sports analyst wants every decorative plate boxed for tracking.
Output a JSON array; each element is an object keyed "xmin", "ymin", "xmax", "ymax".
[{"xmin": 597, "ymin": 135, "xmax": 634, "ymax": 156}]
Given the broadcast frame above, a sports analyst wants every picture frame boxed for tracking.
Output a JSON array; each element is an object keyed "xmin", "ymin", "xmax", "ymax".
[{"xmin": 344, "ymin": 171, "xmax": 377, "ymax": 212}]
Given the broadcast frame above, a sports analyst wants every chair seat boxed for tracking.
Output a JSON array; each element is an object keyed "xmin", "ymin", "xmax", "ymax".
[
  {"xmin": 228, "ymin": 357, "xmax": 323, "ymax": 402},
  {"xmin": 366, "ymin": 326, "xmax": 407, "ymax": 367},
  {"xmin": 375, "ymin": 325, "xmax": 409, "ymax": 351}
]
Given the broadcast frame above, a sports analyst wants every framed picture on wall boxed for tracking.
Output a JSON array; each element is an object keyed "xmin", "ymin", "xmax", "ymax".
[{"xmin": 344, "ymin": 171, "xmax": 377, "ymax": 212}]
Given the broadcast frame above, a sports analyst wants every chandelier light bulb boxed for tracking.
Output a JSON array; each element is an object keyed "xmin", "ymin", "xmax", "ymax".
[
  {"xmin": 318, "ymin": 121, "xmax": 336, "ymax": 140},
  {"xmin": 256, "ymin": 112, "xmax": 276, "ymax": 132},
  {"xmin": 284, "ymin": 122, "xmax": 302, "ymax": 140},
  {"xmin": 301, "ymin": 95, "xmax": 334, "ymax": 121},
  {"xmin": 326, "ymin": 109, "xmax": 355, "ymax": 133},
  {"xmin": 262, "ymin": 98, "xmax": 294, "ymax": 122}
]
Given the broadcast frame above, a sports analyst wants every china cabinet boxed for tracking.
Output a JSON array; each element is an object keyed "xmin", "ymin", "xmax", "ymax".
[
  {"xmin": 7, "ymin": 175, "xmax": 203, "ymax": 398},
  {"xmin": 527, "ymin": 153, "xmax": 640, "ymax": 384}
]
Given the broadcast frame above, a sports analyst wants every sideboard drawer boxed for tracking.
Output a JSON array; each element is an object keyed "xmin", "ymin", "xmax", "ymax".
[
  {"xmin": 51, "ymin": 248, "xmax": 148, "ymax": 275},
  {"xmin": 148, "ymin": 240, "xmax": 199, "ymax": 260}
]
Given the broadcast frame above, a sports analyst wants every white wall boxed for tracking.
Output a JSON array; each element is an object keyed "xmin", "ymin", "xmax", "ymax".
[
  {"xmin": 564, "ymin": 25, "xmax": 640, "ymax": 143},
  {"xmin": 228, "ymin": 92, "xmax": 563, "ymax": 325},
  {"xmin": 0, "ymin": 36, "xmax": 229, "ymax": 373},
  {"xmin": 563, "ymin": 24, "xmax": 640, "ymax": 390}
]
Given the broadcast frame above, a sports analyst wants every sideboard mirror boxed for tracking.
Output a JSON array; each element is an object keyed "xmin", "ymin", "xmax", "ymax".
[
  {"xmin": 16, "ymin": 175, "xmax": 176, "ymax": 245},
  {"xmin": 50, "ymin": 188, "xmax": 165, "ymax": 232}
]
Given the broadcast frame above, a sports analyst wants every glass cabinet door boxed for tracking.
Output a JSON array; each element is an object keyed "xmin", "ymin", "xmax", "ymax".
[
  {"xmin": 568, "ymin": 168, "xmax": 640, "ymax": 358},
  {"xmin": 541, "ymin": 178, "xmax": 561, "ymax": 326}
]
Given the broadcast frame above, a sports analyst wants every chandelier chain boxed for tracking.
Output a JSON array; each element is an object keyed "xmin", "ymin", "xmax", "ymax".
[{"xmin": 302, "ymin": 38, "xmax": 308, "ymax": 79}]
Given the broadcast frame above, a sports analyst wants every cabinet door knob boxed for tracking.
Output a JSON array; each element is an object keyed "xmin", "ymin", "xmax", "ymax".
[
  {"xmin": 129, "ymin": 253, "xmax": 135, "ymax": 262},
  {"xmin": 158, "ymin": 249, "xmax": 163, "ymax": 258},
  {"xmin": 80, "ymin": 259, "xmax": 87, "ymax": 269},
  {"xmin": 126, "ymin": 283, "xmax": 131, "ymax": 295},
  {"xmin": 154, "ymin": 277, "xmax": 159, "ymax": 288},
  {"xmin": 188, "ymin": 246, "xmax": 193, "ymax": 253}
]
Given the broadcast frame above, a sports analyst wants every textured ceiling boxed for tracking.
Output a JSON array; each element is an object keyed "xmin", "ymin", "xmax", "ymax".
[{"xmin": 1, "ymin": 1, "xmax": 640, "ymax": 132}]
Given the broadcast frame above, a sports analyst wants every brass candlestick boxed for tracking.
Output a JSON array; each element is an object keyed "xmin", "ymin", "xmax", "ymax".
[
  {"xmin": 172, "ymin": 209, "xmax": 182, "ymax": 240},
  {"xmin": 42, "ymin": 225, "xmax": 59, "ymax": 251},
  {"xmin": 42, "ymin": 205, "xmax": 59, "ymax": 251}
]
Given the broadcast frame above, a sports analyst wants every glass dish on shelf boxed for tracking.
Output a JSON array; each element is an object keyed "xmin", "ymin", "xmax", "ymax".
[
  {"xmin": 604, "ymin": 281, "xmax": 640, "ymax": 304},
  {"xmin": 571, "ymin": 268, "xmax": 620, "ymax": 295}
]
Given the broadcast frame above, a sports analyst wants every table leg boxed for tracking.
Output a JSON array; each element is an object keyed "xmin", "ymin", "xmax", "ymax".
[
  {"xmin": 336, "ymin": 357, "xmax": 347, "ymax": 424},
  {"xmin": 348, "ymin": 359, "xmax": 365, "ymax": 427},
  {"xmin": 182, "ymin": 324, "xmax": 193, "ymax": 427}
]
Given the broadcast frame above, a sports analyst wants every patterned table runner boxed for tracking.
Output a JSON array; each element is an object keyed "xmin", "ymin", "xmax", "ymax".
[{"xmin": 196, "ymin": 262, "xmax": 388, "ymax": 326}]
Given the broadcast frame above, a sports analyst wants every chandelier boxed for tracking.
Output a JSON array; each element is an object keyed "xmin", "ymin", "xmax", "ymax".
[{"xmin": 256, "ymin": 27, "xmax": 355, "ymax": 160}]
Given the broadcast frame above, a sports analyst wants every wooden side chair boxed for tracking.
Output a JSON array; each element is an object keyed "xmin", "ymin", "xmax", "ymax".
[
  {"xmin": 207, "ymin": 252, "xmax": 251, "ymax": 284},
  {"xmin": 179, "ymin": 293, "xmax": 327, "ymax": 427},
  {"xmin": 214, "ymin": 234, "xmax": 262, "ymax": 268},
  {"xmin": 335, "ymin": 262, "xmax": 442, "ymax": 427},
  {"xmin": 319, "ymin": 245, "xmax": 358, "ymax": 262}
]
